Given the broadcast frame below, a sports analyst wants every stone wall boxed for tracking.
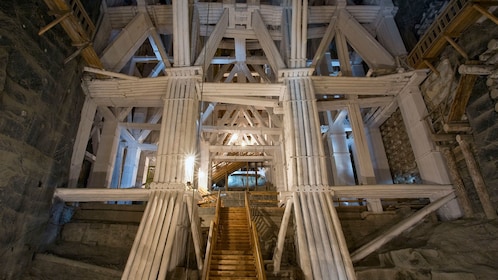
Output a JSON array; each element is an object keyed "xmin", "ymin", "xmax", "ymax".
[
  {"xmin": 0, "ymin": 1, "xmax": 85, "ymax": 278},
  {"xmin": 379, "ymin": 109, "xmax": 422, "ymax": 184}
]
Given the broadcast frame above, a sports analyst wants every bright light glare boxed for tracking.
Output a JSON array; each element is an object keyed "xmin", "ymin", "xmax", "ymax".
[{"xmin": 184, "ymin": 154, "xmax": 196, "ymax": 183}]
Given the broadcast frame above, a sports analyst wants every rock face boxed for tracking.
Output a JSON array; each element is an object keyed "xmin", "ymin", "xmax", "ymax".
[
  {"xmin": 356, "ymin": 219, "xmax": 498, "ymax": 279},
  {"xmin": 0, "ymin": 1, "xmax": 85, "ymax": 278},
  {"xmin": 380, "ymin": 109, "xmax": 421, "ymax": 184}
]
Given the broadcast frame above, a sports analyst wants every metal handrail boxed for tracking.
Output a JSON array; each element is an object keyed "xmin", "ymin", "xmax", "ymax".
[
  {"xmin": 202, "ymin": 191, "xmax": 221, "ymax": 280},
  {"xmin": 245, "ymin": 191, "xmax": 267, "ymax": 280}
]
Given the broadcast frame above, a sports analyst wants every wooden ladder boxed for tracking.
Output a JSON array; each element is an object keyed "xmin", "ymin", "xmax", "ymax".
[{"xmin": 209, "ymin": 207, "xmax": 258, "ymax": 279}]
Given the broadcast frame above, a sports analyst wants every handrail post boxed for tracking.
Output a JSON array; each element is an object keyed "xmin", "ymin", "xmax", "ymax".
[
  {"xmin": 202, "ymin": 191, "xmax": 222, "ymax": 280},
  {"xmin": 245, "ymin": 191, "xmax": 266, "ymax": 280}
]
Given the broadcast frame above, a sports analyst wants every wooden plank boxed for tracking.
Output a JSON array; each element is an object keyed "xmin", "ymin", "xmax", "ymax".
[
  {"xmin": 447, "ymin": 74, "xmax": 477, "ymax": 122},
  {"xmin": 252, "ymin": 9, "xmax": 286, "ymax": 73},
  {"xmin": 54, "ymin": 188, "xmax": 152, "ymax": 202},
  {"xmin": 100, "ymin": 13, "xmax": 151, "ymax": 72},
  {"xmin": 350, "ymin": 192, "xmax": 456, "ymax": 263},
  {"xmin": 195, "ymin": 9, "xmax": 229, "ymax": 72}
]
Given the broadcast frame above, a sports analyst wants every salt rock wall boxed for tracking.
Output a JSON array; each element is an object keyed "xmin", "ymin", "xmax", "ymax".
[
  {"xmin": 0, "ymin": 1, "xmax": 85, "ymax": 278},
  {"xmin": 380, "ymin": 109, "xmax": 422, "ymax": 184}
]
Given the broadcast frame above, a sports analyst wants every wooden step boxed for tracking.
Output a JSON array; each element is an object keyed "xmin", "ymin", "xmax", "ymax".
[
  {"xmin": 211, "ymin": 254, "xmax": 255, "ymax": 261},
  {"xmin": 211, "ymin": 259, "xmax": 255, "ymax": 265},
  {"xmin": 210, "ymin": 263, "xmax": 256, "ymax": 271},
  {"xmin": 209, "ymin": 270, "xmax": 257, "ymax": 277},
  {"xmin": 213, "ymin": 250, "xmax": 253, "ymax": 255},
  {"xmin": 216, "ymin": 245, "xmax": 251, "ymax": 251},
  {"xmin": 208, "ymin": 277, "xmax": 257, "ymax": 280}
]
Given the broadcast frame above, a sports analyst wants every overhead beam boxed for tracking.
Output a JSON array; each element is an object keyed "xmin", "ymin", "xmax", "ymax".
[
  {"xmin": 252, "ymin": 9, "xmax": 286, "ymax": 73},
  {"xmin": 201, "ymin": 83, "xmax": 285, "ymax": 98},
  {"xmin": 195, "ymin": 9, "xmax": 229, "ymax": 72},
  {"xmin": 54, "ymin": 188, "xmax": 151, "ymax": 202},
  {"xmin": 337, "ymin": 9, "xmax": 395, "ymax": 70},
  {"xmin": 212, "ymin": 155, "xmax": 273, "ymax": 162},
  {"xmin": 100, "ymin": 13, "xmax": 152, "ymax": 72},
  {"xmin": 202, "ymin": 96, "xmax": 280, "ymax": 108},
  {"xmin": 311, "ymin": 72, "xmax": 415, "ymax": 95},
  {"xmin": 209, "ymin": 145, "xmax": 278, "ymax": 153},
  {"xmin": 202, "ymin": 125, "xmax": 282, "ymax": 135},
  {"xmin": 310, "ymin": 11, "xmax": 337, "ymax": 69},
  {"xmin": 317, "ymin": 96, "xmax": 394, "ymax": 111},
  {"xmin": 329, "ymin": 184, "xmax": 454, "ymax": 199}
]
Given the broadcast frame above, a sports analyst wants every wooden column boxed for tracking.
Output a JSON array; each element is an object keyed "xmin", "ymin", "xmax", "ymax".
[
  {"xmin": 87, "ymin": 113, "xmax": 120, "ymax": 188},
  {"xmin": 367, "ymin": 128, "xmax": 393, "ymax": 185},
  {"xmin": 273, "ymin": 198, "xmax": 293, "ymax": 272},
  {"xmin": 151, "ymin": 67, "xmax": 201, "ymax": 189},
  {"xmin": 397, "ymin": 72, "xmax": 462, "ymax": 220},
  {"xmin": 120, "ymin": 143, "xmax": 141, "ymax": 188},
  {"xmin": 440, "ymin": 146, "xmax": 474, "ymax": 218},
  {"xmin": 198, "ymin": 140, "xmax": 210, "ymax": 190},
  {"xmin": 282, "ymin": 70, "xmax": 328, "ymax": 189},
  {"xmin": 69, "ymin": 96, "xmax": 97, "ymax": 187},
  {"xmin": 347, "ymin": 103, "xmax": 383, "ymax": 212},
  {"xmin": 326, "ymin": 108, "xmax": 354, "ymax": 186},
  {"xmin": 375, "ymin": 0, "xmax": 407, "ymax": 57},
  {"xmin": 110, "ymin": 141, "xmax": 126, "ymax": 189},
  {"xmin": 456, "ymin": 135, "xmax": 497, "ymax": 219},
  {"xmin": 173, "ymin": 0, "xmax": 190, "ymax": 66}
]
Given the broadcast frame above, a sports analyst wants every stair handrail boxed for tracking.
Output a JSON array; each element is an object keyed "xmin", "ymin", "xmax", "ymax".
[
  {"xmin": 202, "ymin": 190, "xmax": 221, "ymax": 280},
  {"xmin": 245, "ymin": 191, "xmax": 267, "ymax": 280}
]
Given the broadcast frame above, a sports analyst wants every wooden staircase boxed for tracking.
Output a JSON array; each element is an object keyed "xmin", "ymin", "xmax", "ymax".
[
  {"xmin": 203, "ymin": 191, "xmax": 267, "ymax": 280},
  {"xmin": 209, "ymin": 207, "xmax": 258, "ymax": 279}
]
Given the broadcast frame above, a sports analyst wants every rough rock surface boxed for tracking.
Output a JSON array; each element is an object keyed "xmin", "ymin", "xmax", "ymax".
[
  {"xmin": 356, "ymin": 219, "xmax": 498, "ymax": 279},
  {"xmin": 0, "ymin": 1, "xmax": 84, "ymax": 278}
]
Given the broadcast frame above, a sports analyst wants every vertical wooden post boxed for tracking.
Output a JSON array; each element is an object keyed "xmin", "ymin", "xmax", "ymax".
[
  {"xmin": 273, "ymin": 198, "xmax": 293, "ymax": 272},
  {"xmin": 456, "ymin": 135, "xmax": 497, "ymax": 219},
  {"xmin": 440, "ymin": 146, "xmax": 474, "ymax": 218}
]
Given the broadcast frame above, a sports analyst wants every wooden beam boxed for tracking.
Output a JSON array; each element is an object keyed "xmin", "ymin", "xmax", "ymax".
[
  {"xmin": 100, "ymin": 13, "xmax": 151, "ymax": 72},
  {"xmin": 252, "ymin": 9, "xmax": 286, "ymax": 73},
  {"xmin": 83, "ymin": 67, "xmax": 139, "ymax": 80},
  {"xmin": 350, "ymin": 192, "xmax": 456, "ymax": 262},
  {"xmin": 447, "ymin": 74, "xmax": 477, "ymax": 122},
  {"xmin": 444, "ymin": 35, "xmax": 468, "ymax": 60},
  {"xmin": 310, "ymin": 11, "xmax": 337, "ymax": 69},
  {"xmin": 209, "ymin": 145, "xmax": 277, "ymax": 153},
  {"xmin": 311, "ymin": 71, "xmax": 415, "ymax": 95},
  {"xmin": 329, "ymin": 184, "xmax": 454, "ymax": 199},
  {"xmin": 211, "ymin": 155, "xmax": 272, "ymax": 162},
  {"xmin": 68, "ymin": 97, "xmax": 97, "ymax": 187},
  {"xmin": 194, "ymin": 9, "xmax": 229, "ymax": 72},
  {"xmin": 54, "ymin": 188, "xmax": 152, "ymax": 202},
  {"xmin": 202, "ymin": 96, "xmax": 279, "ymax": 108},
  {"xmin": 456, "ymin": 135, "xmax": 497, "ymax": 219},
  {"xmin": 317, "ymin": 96, "xmax": 394, "ymax": 111},
  {"xmin": 202, "ymin": 125, "xmax": 281, "ymax": 135},
  {"xmin": 472, "ymin": 4, "xmax": 498, "ymax": 25},
  {"xmin": 337, "ymin": 9, "xmax": 395, "ymax": 70}
]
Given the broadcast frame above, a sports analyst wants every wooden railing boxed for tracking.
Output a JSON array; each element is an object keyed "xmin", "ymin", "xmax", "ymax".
[
  {"xmin": 201, "ymin": 191, "xmax": 221, "ymax": 280},
  {"xmin": 245, "ymin": 191, "xmax": 267, "ymax": 280},
  {"xmin": 407, "ymin": 0, "xmax": 473, "ymax": 69},
  {"xmin": 69, "ymin": 0, "xmax": 95, "ymax": 37}
]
